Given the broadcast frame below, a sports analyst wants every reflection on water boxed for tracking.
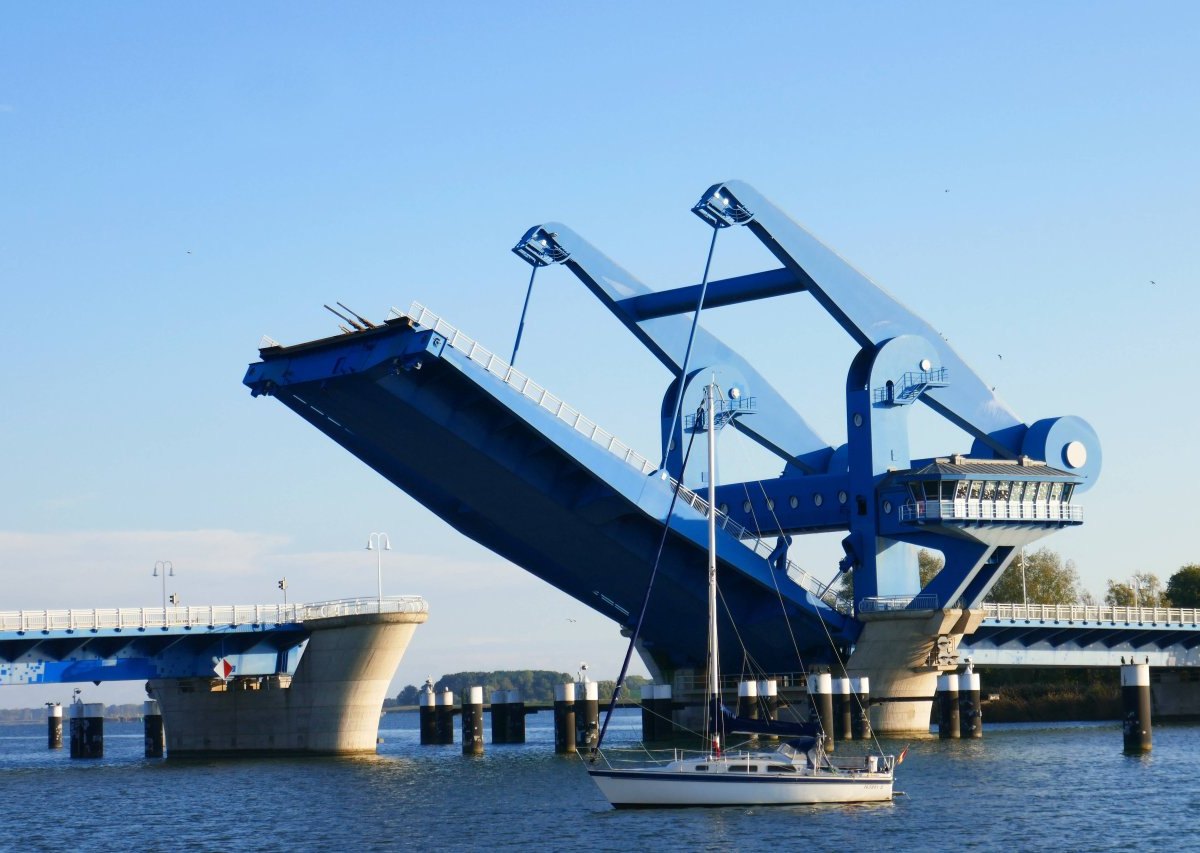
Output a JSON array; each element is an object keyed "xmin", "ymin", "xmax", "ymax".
[{"xmin": 0, "ymin": 710, "xmax": 1194, "ymax": 851}]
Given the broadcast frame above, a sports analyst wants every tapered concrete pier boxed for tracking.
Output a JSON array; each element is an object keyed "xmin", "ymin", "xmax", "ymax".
[{"xmin": 148, "ymin": 600, "xmax": 427, "ymax": 755}]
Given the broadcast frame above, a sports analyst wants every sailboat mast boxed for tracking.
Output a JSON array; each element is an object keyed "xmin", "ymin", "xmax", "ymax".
[{"xmin": 706, "ymin": 381, "xmax": 719, "ymax": 714}]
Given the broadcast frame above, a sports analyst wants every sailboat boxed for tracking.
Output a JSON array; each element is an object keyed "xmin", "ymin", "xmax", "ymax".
[{"xmin": 586, "ymin": 381, "xmax": 896, "ymax": 808}]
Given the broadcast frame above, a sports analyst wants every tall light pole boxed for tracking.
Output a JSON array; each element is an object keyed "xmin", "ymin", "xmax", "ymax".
[
  {"xmin": 366, "ymin": 533, "xmax": 390, "ymax": 605},
  {"xmin": 1020, "ymin": 546, "xmax": 1028, "ymax": 608},
  {"xmin": 153, "ymin": 560, "xmax": 174, "ymax": 619}
]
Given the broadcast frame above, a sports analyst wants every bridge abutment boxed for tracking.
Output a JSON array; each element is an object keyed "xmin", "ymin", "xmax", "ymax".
[
  {"xmin": 148, "ymin": 609, "xmax": 426, "ymax": 755},
  {"xmin": 847, "ymin": 607, "xmax": 984, "ymax": 735}
]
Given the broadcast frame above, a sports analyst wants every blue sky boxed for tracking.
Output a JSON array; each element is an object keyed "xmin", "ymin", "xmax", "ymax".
[{"xmin": 2, "ymin": 3, "xmax": 1198, "ymax": 707}]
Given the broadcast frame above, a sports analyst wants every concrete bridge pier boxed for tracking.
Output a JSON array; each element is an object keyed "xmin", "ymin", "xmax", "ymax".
[
  {"xmin": 148, "ymin": 608, "xmax": 426, "ymax": 755},
  {"xmin": 846, "ymin": 606, "xmax": 984, "ymax": 735}
]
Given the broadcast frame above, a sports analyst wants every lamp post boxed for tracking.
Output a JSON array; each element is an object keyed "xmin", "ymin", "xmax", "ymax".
[
  {"xmin": 366, "ymin": 533, "xmax": 390, "ymax": 605},
  {"xmin": 1020, "ymin": 546, "xmax": 1028, "ymax": 608},
  {"xmin": 153, "ymin": 560, "xmax": 174, "ymax": 620}
]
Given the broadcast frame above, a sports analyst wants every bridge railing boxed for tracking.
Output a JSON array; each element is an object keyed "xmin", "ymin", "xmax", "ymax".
[
  {"xmin": 859, "ymin": 594, "xmax": 940, "ymax": 613},
  {"xmin": 399, "ymin": 303, "xmax": 659, "ymax": 477},
  {"xmin": 984, "ymin": 602, "xmax": 1200, "ymax": 625},
  {"xmin": 899, "ymin": 500, "xmax": 1083, "ymax": 523},
  {"xmin": 400, "ymin": 303, "xmax": 851, "ymax": 615},
  {"xmin": 0, "ymin": 596, "xmax": 428, "ymax": 633}
]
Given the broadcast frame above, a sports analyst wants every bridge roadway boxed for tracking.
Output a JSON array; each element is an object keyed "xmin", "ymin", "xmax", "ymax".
[
  {"xmin": 0, "ymin": 597, "xmax": 428, "ymax": 688},
  {"xmin": 1, "ymin": 596, "xmax": 1197, "ymax": 690},
  {"xmin": 959, "ymin": 602, "xmax": 1200, "ymax": 667}
]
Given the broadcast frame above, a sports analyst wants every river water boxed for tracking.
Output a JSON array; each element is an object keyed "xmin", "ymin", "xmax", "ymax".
[{"xmin": 1, "ymin": 710, "xmax": 1194, "ymax": 852}]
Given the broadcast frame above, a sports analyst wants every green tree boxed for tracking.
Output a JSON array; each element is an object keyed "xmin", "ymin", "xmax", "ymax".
[
  {"xmin": 1165, "ymin": 564, "xmax": 1200, "ymax": 607},
  {"xmin": 1104, "ymin": 572, "xmax": 1166, "ymax": 607},
  {"xmin": 837, "ymin": 548, "xmax": 943, "ymax": 601},
  {"xmin": 987, "ymin": 547, "xmax": 1082, "ymax": 605}
]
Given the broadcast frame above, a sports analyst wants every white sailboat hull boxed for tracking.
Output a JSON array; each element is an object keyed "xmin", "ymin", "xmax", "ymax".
[{"xmin": 588, "ymin": 760, "xmax": 894, "ymax": 808}]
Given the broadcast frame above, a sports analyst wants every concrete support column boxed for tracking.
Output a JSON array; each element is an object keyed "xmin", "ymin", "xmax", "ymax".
[
  {"xmin": 654, "ymin": 684, "xmax": 673, "ymax": 739},
  {"xmin": 1121, "ymin": 662, "xmax": 1152, "ymax": 753},
  {"xmin": 575, "ymin": 680, "xmax": 599, "ymax": 752},
  {"xmin": 461, "ymin": 686, "xmax": 484, "ymax": 755},
  {"xmin": 850, "ymin": 677, "xmax": 871, "ymax": 741},
  {"xmin": 47, "ymin": 704, "xmax": 63, "ymax": 750},
  {"xmin": 937, "ymin": 674, "xmax": 960, "ymax": 739},
  {"xmin": 490, "ymin": 690, "xmax": 510, "ymax": 744},
  {"xmin": 435, "ymin": 688, "xmax": 455, "ymax": 745},
  {"xmin": 834, "ymin": 677, "xmax": 853, "ymax": 741},
  {"xmin": 958, "ymin": 667, "xmax": 982, "ymax": 739},
  {"xmin": 554, "ymin": 682, "xmax": 576, "ymax": 754},
  {"xmin": 640, "ymin": 684, "xmax": 657, "ymax": 743},
  {"xmin": 737, "ymin": 680, "xmax": 759, "ymax": 720},
  {"xmin": 758, "ymin": 679, "xmax": 778, "ymax": 726},
  {"xmin": 807, "ymin": 672, "xmax": 834, "ymax": 752},
  {"xmin": 418, "ymin": 682, "xmax": 437, "ymax": 745},
  {"xmin": 143, "ymin": 699, "xmax": 164, "ymax": 758},
  {"xmin": 70, "ymin": 702, "xmax": 104, "ymax": 759},
  {"xmin": 505, "ymin": 690, "xmax": 526, "ymax": 743}
]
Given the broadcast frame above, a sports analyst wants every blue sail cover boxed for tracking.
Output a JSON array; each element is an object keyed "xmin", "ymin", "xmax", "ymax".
[{"xmin": 708, "ymin": 697, "xmax": 821, "ymax": 740}]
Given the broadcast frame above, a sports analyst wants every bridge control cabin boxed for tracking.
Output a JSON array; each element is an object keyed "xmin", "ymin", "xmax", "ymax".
[{"xmin": 887, "ymin": 455, "xmax": 1083, "ymax": 529}]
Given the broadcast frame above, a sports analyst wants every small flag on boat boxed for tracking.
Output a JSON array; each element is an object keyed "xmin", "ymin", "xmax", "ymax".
[
  {"xmin": 896, "ymin": 744, "xmax": 910, "ymax": 765},
  {"xmin": 213, "ymin": 658, "xmax": 234, "ymax": 679}
]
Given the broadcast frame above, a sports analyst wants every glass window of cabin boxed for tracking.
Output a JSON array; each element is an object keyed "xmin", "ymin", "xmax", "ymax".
[
  {"xmin": 954, "ymin": 481, "xmax": 969, "ymax": 500},
  {"xmin": 908, "ymin": 484, "xmax": 921, "ymax": 503},
  {"xmin": 1049, "ymin": 482, "xmax": 1063, "ymax": 501},
  {"xmin": 1034, "ymin": 481, "xmax": 1049, "ymax": 502},
  {"xmin": 981, "ymin": 481, "xmax": 996, "ymax": 501},
  {"xmin": 995, "ymin": 480, "xmax": 1011, "ymax": 502},
  {"xmin": 924, "ymin": 481, "xmax": 940, "ymax": 500},
  {"xmin": 943, "ymin": 481, "xmax": 955, "ymax": 500},
  {"xmin": 1062, "ymin": 484, "xmax": 1074, "ymax": 503},
  {"xmin": 1011, "ymin": 482, "xmax": 1027, "ymax": 502},
  {"xmin": 969, "ymin": 481, "xmax": 982, "ymax": 500}
]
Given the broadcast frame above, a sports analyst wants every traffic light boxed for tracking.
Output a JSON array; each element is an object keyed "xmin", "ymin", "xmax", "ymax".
[
  {"xmin": 278, "ymin": 578, "xmax": 288, "ymax": 591},
  {"xmin": 168, "ymin": 594, "xmax": 178, "ymax": 605}
]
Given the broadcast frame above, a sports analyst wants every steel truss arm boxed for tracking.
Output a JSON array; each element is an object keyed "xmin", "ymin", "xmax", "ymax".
[
  {"xmin": 513, "ymin": 223, "xmax": 833, "ymax": 474},
  {"xmin": 693, "ymin": 180, "xmax": 1025, "ymax": 458}
]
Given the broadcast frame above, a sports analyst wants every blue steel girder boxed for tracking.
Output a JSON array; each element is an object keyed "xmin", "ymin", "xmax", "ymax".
[
  {"xmin": 691, "ymin": 180, "xmax": 1101, "ymax": 490},
  {"xmin": 511, "ymin": 223, "xmax": 833, "ymax": 476}
]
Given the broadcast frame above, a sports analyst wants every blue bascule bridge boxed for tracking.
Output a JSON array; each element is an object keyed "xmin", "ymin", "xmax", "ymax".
[{"xmin": 243, "ymin": 181, "xmax": 1103, "ymax": 732}]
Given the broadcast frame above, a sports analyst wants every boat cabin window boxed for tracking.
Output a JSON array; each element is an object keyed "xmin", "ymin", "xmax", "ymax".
[
  {"xmin": 981, "ymin": 481, "xmax": 996, "ymax": 501},
  {"xmin": 1049, "ymin": 481, "xmax": 1063, "ymax": 501},
  {"xmin": 1062, "ymin": 484, "xmax": 1074, "ymax": 503},
  {"xmin": 727, "ymin": 765, "xmax": 759, "ymax": 773},
  {"xmin": 1011, "ymin": 482, "xmax": 1027, "ymax": 502},
  {"xmin": 923, "ymin": 481, "xmax": 940, "ymax": 501},
  {"xmin": 693, "ymin": 765, "xmax": 708, "ymax": 772},
  {"xmin": 766, "ymin": 764, "xmax": 798, "ymax": 773},
  {"xmin": 968, "ymin": 481, "xmax": 982, "ymax": 500},
  {"xmin": 954, "ymin": 481, "xmax": 969, "ymax": 500},
  {"xmin": 995, "ymin": 481, "xmax": 1011, "ymax": 502}
]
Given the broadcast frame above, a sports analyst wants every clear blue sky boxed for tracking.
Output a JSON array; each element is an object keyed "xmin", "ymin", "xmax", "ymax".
[{"xmin": 2, "ymin": 3, "xmax": 1198, "ymax": 707}]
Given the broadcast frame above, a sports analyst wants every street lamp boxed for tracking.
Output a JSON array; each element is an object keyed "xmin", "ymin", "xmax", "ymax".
[
  {"xmin": 366, "ymin": 533, "xmax": 391, "ymax": 605},
  {"xmin": 153, "ymin": 560, "xmax": 174, "ymax": 619},
  {"xmin": 1020, "ymin": 546, "xmax": 1028, "ymax": 608}
]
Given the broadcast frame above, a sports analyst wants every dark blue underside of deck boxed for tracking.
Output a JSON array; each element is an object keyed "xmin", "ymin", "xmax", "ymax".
[{"xmin": 244, "ymin": 323, "xmax": 853, "ymax": 673}]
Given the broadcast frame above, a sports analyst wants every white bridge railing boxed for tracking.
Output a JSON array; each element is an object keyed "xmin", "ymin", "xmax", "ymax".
[
  {"xmin": 900, "ymin": 500, "xmax": 1083, "ymax": 523},
  {"xmin": 399, "ymin": 303, "xmax": 849, "ymax": 613},
  {"xmin": 984, "ymin": 602, "xmax": 1200, "ymax": 626},
  {"xmin": 0, "ymin": 596, "xmax": 428, "ymax": 633}
]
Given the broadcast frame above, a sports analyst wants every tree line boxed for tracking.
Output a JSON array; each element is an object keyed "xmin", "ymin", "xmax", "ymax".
[
  {"xmin": 392, "ymin": 670, "xmax": 652, "ymax": 706},
  {"xmin": 840, "ymin": 548, "xmax": 1200, "ymax": 608}
]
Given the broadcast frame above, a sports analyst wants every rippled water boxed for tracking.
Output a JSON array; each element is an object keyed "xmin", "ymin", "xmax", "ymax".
[{"xmin": 1, "ymin": 710, "xmax": 1194, "ymax": 852}]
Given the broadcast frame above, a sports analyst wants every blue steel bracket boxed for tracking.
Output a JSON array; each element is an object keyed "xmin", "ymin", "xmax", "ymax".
[
  {"xmin": 511, "ymin": 224, "xmax": 834, "ymax": 476},
  {"xmin": 691, "ymin": 180, "xmax": 1102, "ymax": 491}
]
